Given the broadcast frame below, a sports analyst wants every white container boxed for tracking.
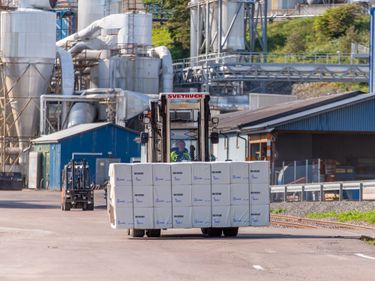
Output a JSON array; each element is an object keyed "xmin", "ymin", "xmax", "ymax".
[
  {"xmin": 212, "ymin": 206, "xmax": 231, "ymax": 227},
  {"xmin": 230, "ymin": 205, "xmax": 250, "ymax": 227},
  {"xmin": 133, "ymin": 186, "xmax": 153, "ymax": 208},
  {"xmin": 172, "ymin": 207, "xmax": 193, "ymax": 228},
  {"xmin": 134, "ymin": 207, "xmax": 154, "ymax": 229},
  {"xmin": 250, "ymin": 184, "xmax": 270, "ymax": 205},
  {"xmin": 109, "ymin": 163, "xmax": 132, "ymax": 186},
  {"xmin": 249, "ymin": 161, "xmax": 269, "ymax": 184},
  {"xmin": 211, "ymin": 162, "xmax": 230, "ymax": 184},
  {"xmin": 192, "ymin": 206, "xmax": 211, "ymax": 228},
  {"xmin": 112, "ymin": 186, "xmax": 133, "ymax": 208},
  {"xmin": 192, "ymin": 184, "xmax": 211, "ymax": 206},
  {"xmin": 172, "ymin": 185, "xmax": 192, "ymax": 207},
  {"xmin": 230, "ymin": 162, "xmax": 249, "ymax": 184},
  {"xmin": 112, "ymin": 207, "xmax": 133, "ymax": 229},
  {"xmin": 154, "ymin": 207, "xmax": 172, "ymax": 228},
  {"xmin": 212, "ymin": 184, "xmax": 230, "ymax": 206},
  {"xmin": 171, "ymin": 163, "xmax": 192, "ymax": 184},
  {"xmin": 152, "ymin": 163, "xmax": 171, "ymax": 186},
  {"xmin": 230, "ymin": 184, "xmax": 250, "ymax": 206},
  {"xmin": 132, "ymin": 163, "xmax": 153, "ymax": 186},
  {"xmin": 250, "ymin": 205, "xmax": 270, "ymax": 227},
  {"xmin": 192, "ymin": 162, "xmax": 211, "ymax": 184},
  {"xmin": 153, "ymin": 185, "xmax": 172, "ymax": 207}
]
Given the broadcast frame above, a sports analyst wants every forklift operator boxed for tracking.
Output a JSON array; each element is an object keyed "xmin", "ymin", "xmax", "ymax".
[{"xmin": 171, "ymin": 140, "xmax": 191, "ymax": 162}]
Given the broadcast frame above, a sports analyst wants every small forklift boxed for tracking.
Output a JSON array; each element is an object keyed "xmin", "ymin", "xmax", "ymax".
[{"xmin": 61, "ymin": 160, "xmax": 94, "ymax": 211}]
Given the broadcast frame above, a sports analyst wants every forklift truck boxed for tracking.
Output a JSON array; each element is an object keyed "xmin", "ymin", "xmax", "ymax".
[
  {"xmin": 61, "ymin": 160, "xmax": 94, "ymax": 211},
  {"xmin": 131, "ymin": 92, "xmax": 237, "ymax": 238}
]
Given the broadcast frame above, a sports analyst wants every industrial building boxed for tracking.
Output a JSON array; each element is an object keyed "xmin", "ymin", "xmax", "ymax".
[
  {"xmin": 31, "ymin": 123, "xmax": 140, "ymax": 190},
  {"xmin": 217, "ymin": 91, "xmax": 375, "ymax": 184}
]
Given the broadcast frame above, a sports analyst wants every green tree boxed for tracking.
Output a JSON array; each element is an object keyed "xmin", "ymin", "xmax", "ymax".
[
  {"xmin": 314, "ymin": 4, "xmax": 363, "ymax": 39},
  {"xmin": 164, "ymin": 0, "xmax": 190, "ymax": 59}
]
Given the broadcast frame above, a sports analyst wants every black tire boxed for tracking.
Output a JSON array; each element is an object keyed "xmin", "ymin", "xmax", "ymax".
[
  {"xmin": 132, "ymin": 229, "xmax": 145, "ymax": 238},
  {"xmin": 146, "ymin": 229, "xmax": 161, "ymax": 238},
  {"xmin": 207, "ymin": 228, "xmax": 222, "ymax": 237},
  {"xmin": 82, "ymin": 203, "xmax": 88, "ymax": 211},
  {"xmin": 223, "ymin": 227, "xmax": 239, "ymax": 237},
  {"xmin": 201, "ymin": 228, "xmax": 208, "ymax": 235},
  {"xmin": 64, "ymin": 202, "xmax": 71, "ymax": 211},
  {"xmin": 87, "ymin": 204, "xmax": 94, "ymax": 211}
]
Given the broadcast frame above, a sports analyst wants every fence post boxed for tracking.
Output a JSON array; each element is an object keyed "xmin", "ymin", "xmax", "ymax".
[
  {"xmin": 282, "ymin": 161, "xmax": 285, "ymax": 185},
  {"xmin": 320, "ymin": 184, "xmax": 324, "ymax": 202},
  {"xmin": 339, "ymin": 183, "xmax": 343, "ymax": 201},
  {"xmin": 294, "ymin": 161, "xmax": 297, "ymax": 182},
  {"xmin": 305, "ymin": 159, "xmax": 308, "ymax": 183},
  {"xmin": 359, "ymin": 182, "xmax": 363, "ymax": 201},
  {"xmin": 284, "ymin": 186, "xmax": 287, "ymax": 202},
  {"xmin": 301, "ymin": 185, "xmax": 305, "ymax": 202}
]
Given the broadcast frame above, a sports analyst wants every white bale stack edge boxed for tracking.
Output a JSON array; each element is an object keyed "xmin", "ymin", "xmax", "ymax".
[{"xmin": 109, "ymin": 161, "xmax": 270, "ymax": 231}]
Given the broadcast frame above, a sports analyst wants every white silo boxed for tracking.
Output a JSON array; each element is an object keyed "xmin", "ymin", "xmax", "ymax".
[{"xmin": 0, "ymin": 7, "xmax": 56, "ymax": 167}]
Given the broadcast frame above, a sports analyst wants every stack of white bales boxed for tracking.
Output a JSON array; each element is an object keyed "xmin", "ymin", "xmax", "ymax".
[{"xmin": 109, "ymin": 161, "xmax": 269, "ymax": 230}]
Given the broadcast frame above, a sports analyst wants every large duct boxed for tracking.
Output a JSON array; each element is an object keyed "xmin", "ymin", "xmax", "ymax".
[
  {"xmin": 77, "ymin": 0, "xmax": 122, "ymax": 31},
  {"xmin": 0, "ymin": 8, "xmax": 56, "ymax": 165},
  {"xmin": 149, "ymin": 46, "xmax": 173, "ymax": 93}
]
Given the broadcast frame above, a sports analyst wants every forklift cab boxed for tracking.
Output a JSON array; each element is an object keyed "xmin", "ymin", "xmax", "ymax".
[{"xmin": 142, "ymin": 92, "xmax": 219, "ymax": 163}]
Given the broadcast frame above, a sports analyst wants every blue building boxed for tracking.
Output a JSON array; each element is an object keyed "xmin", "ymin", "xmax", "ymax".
[{"xmin": 31, "ymin": 123, "xmax": 140, "ymax": 190}]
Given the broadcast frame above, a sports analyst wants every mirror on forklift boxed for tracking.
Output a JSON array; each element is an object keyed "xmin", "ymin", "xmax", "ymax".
[
  {"xmin": 140, "ymin": 131, "xmax": 149, "ymax": 144},
  {"xmin": 210, "ymin": 132, "xmax": 219, "ymax": 144}
]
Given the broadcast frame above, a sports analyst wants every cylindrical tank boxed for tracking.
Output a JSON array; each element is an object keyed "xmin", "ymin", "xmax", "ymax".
[
  {"xmin": 117, "ymin": 11, "xmax": 152, "ymax": 47},
  {"xmin": 0, "ymin": 9, "xmax": 56, "ymax": 165},
  {"xmin": 78, "ymin": 0, "xmax": 122, "ymax": 31},
  {"xmin": 222, "ymin": 0, "xmax": 245, "ymax": 51},
  {"xmin": 67, "ymin": 103, "xmax": 97, "ymax": 128}
]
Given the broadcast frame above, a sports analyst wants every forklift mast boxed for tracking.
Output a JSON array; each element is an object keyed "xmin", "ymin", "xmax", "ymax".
[{"xmin": 141, "ymin": 92, "xmax": 218, "ymax": 163}]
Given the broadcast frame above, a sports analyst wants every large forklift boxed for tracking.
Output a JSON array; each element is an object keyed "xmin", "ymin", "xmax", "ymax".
[
  {"xmin": 131, "ymin": 92, "xmax": 237, "ymax": 238},
  {"xmin": 61, "ymin": 160, "xmax": 94, "ymax": 211}
]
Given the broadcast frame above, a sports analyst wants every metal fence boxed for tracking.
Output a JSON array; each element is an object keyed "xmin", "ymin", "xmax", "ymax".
[{"xmin": 270, "ymin": 180, "xmax": 375, "ymax": 202}]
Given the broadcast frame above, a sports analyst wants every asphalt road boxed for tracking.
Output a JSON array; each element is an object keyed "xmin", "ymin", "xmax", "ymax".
[{"xmin": 0, "ymin": 190, "xmax": 374, "ymax": 281}]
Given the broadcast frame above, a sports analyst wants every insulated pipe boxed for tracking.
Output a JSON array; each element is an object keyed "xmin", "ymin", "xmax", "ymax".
[
  {"xmin": 57, "ymin": 14, "xmax": 129, "ymax": 48},
  {"xmin": 149, "ymin": 46, "xmax": 174, "ymax": 93}
]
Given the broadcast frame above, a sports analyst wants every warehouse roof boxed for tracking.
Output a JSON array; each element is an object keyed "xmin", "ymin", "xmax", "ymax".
[
  {"xmin": 218, "ymin": 91, "xmax": 365, "ymax": 132},
  {"xmin": 32, "ymin": 123, "xmax": 138, "ymax": 144}
]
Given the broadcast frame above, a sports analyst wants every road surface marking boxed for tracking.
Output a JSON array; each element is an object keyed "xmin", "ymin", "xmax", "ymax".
[
  {"xmin": 355, "ymin": 253, "xmax": 375, "ymax": 261},
  {"xmin": 253, "ymin": 265, "xmax": 265, "ymax": 271}
]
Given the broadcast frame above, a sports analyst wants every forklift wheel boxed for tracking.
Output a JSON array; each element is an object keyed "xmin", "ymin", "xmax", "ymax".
[
  {"xmin": 132, "ymin": 229, "xmax": 145, "ymax": 238},
  {"xmin": 62, "ymin": 202, "xmax": 71, "ymax": 211},
  {"xmin": 223, "ymin": 227, "xmax": 239, "ymax": 237},
  {"xmin": 87, "ymin": 204, "xmax": 94, "ymax": 211},
  {"xmin": 82, "ymin": 203, "xmax": 88, "ymax": 211},
  {"xmin": 206, "ymin": 228, "xmax": 222, "ymax": 238},
  {"xmin": 146, "ymin": 229, "xmax": 161, "ymax": 238}
]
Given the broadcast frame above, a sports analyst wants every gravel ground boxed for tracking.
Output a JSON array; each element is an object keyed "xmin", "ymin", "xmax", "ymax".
[{"xmin": 271, "ymin": 201, "xmax": 375, "ymax": 217}]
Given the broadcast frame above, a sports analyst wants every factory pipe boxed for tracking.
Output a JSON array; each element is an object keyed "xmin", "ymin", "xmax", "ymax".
[{"xmin": 149, "ymin": 46, "xmax": 174, "ymax": 93}]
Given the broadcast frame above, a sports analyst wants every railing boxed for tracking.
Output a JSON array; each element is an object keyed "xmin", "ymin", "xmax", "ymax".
[
  {"xmin": 270, "ymin": 180, "xmax": 375, "ymax": 202},
  {"xmin": 173, "ymin": 51, "xmax": 369, "ymax": 69}
]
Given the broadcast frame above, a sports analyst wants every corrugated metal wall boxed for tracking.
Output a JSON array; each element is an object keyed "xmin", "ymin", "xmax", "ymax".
[
  {"xmin": 46, "ymin": 125, "xmax": 140, "ymax": 190},
  {"xmin": 278, "ymin": 99, "xmax": 375, "ymax": 132}
]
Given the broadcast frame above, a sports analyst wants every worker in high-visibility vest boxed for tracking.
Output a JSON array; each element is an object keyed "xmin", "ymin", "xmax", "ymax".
[{"xmin": 170, "ymin": 140, "xmax": 191, "ymax": 162}]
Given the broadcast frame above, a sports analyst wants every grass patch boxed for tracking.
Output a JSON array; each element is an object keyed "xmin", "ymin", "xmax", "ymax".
[
  {"xmin": 307, "ymin": 210, "xmax": 375, "ymax": 224},
  {"xmin": 270, "ymin": 208, "xmax": 287, "ymax": 214}
]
